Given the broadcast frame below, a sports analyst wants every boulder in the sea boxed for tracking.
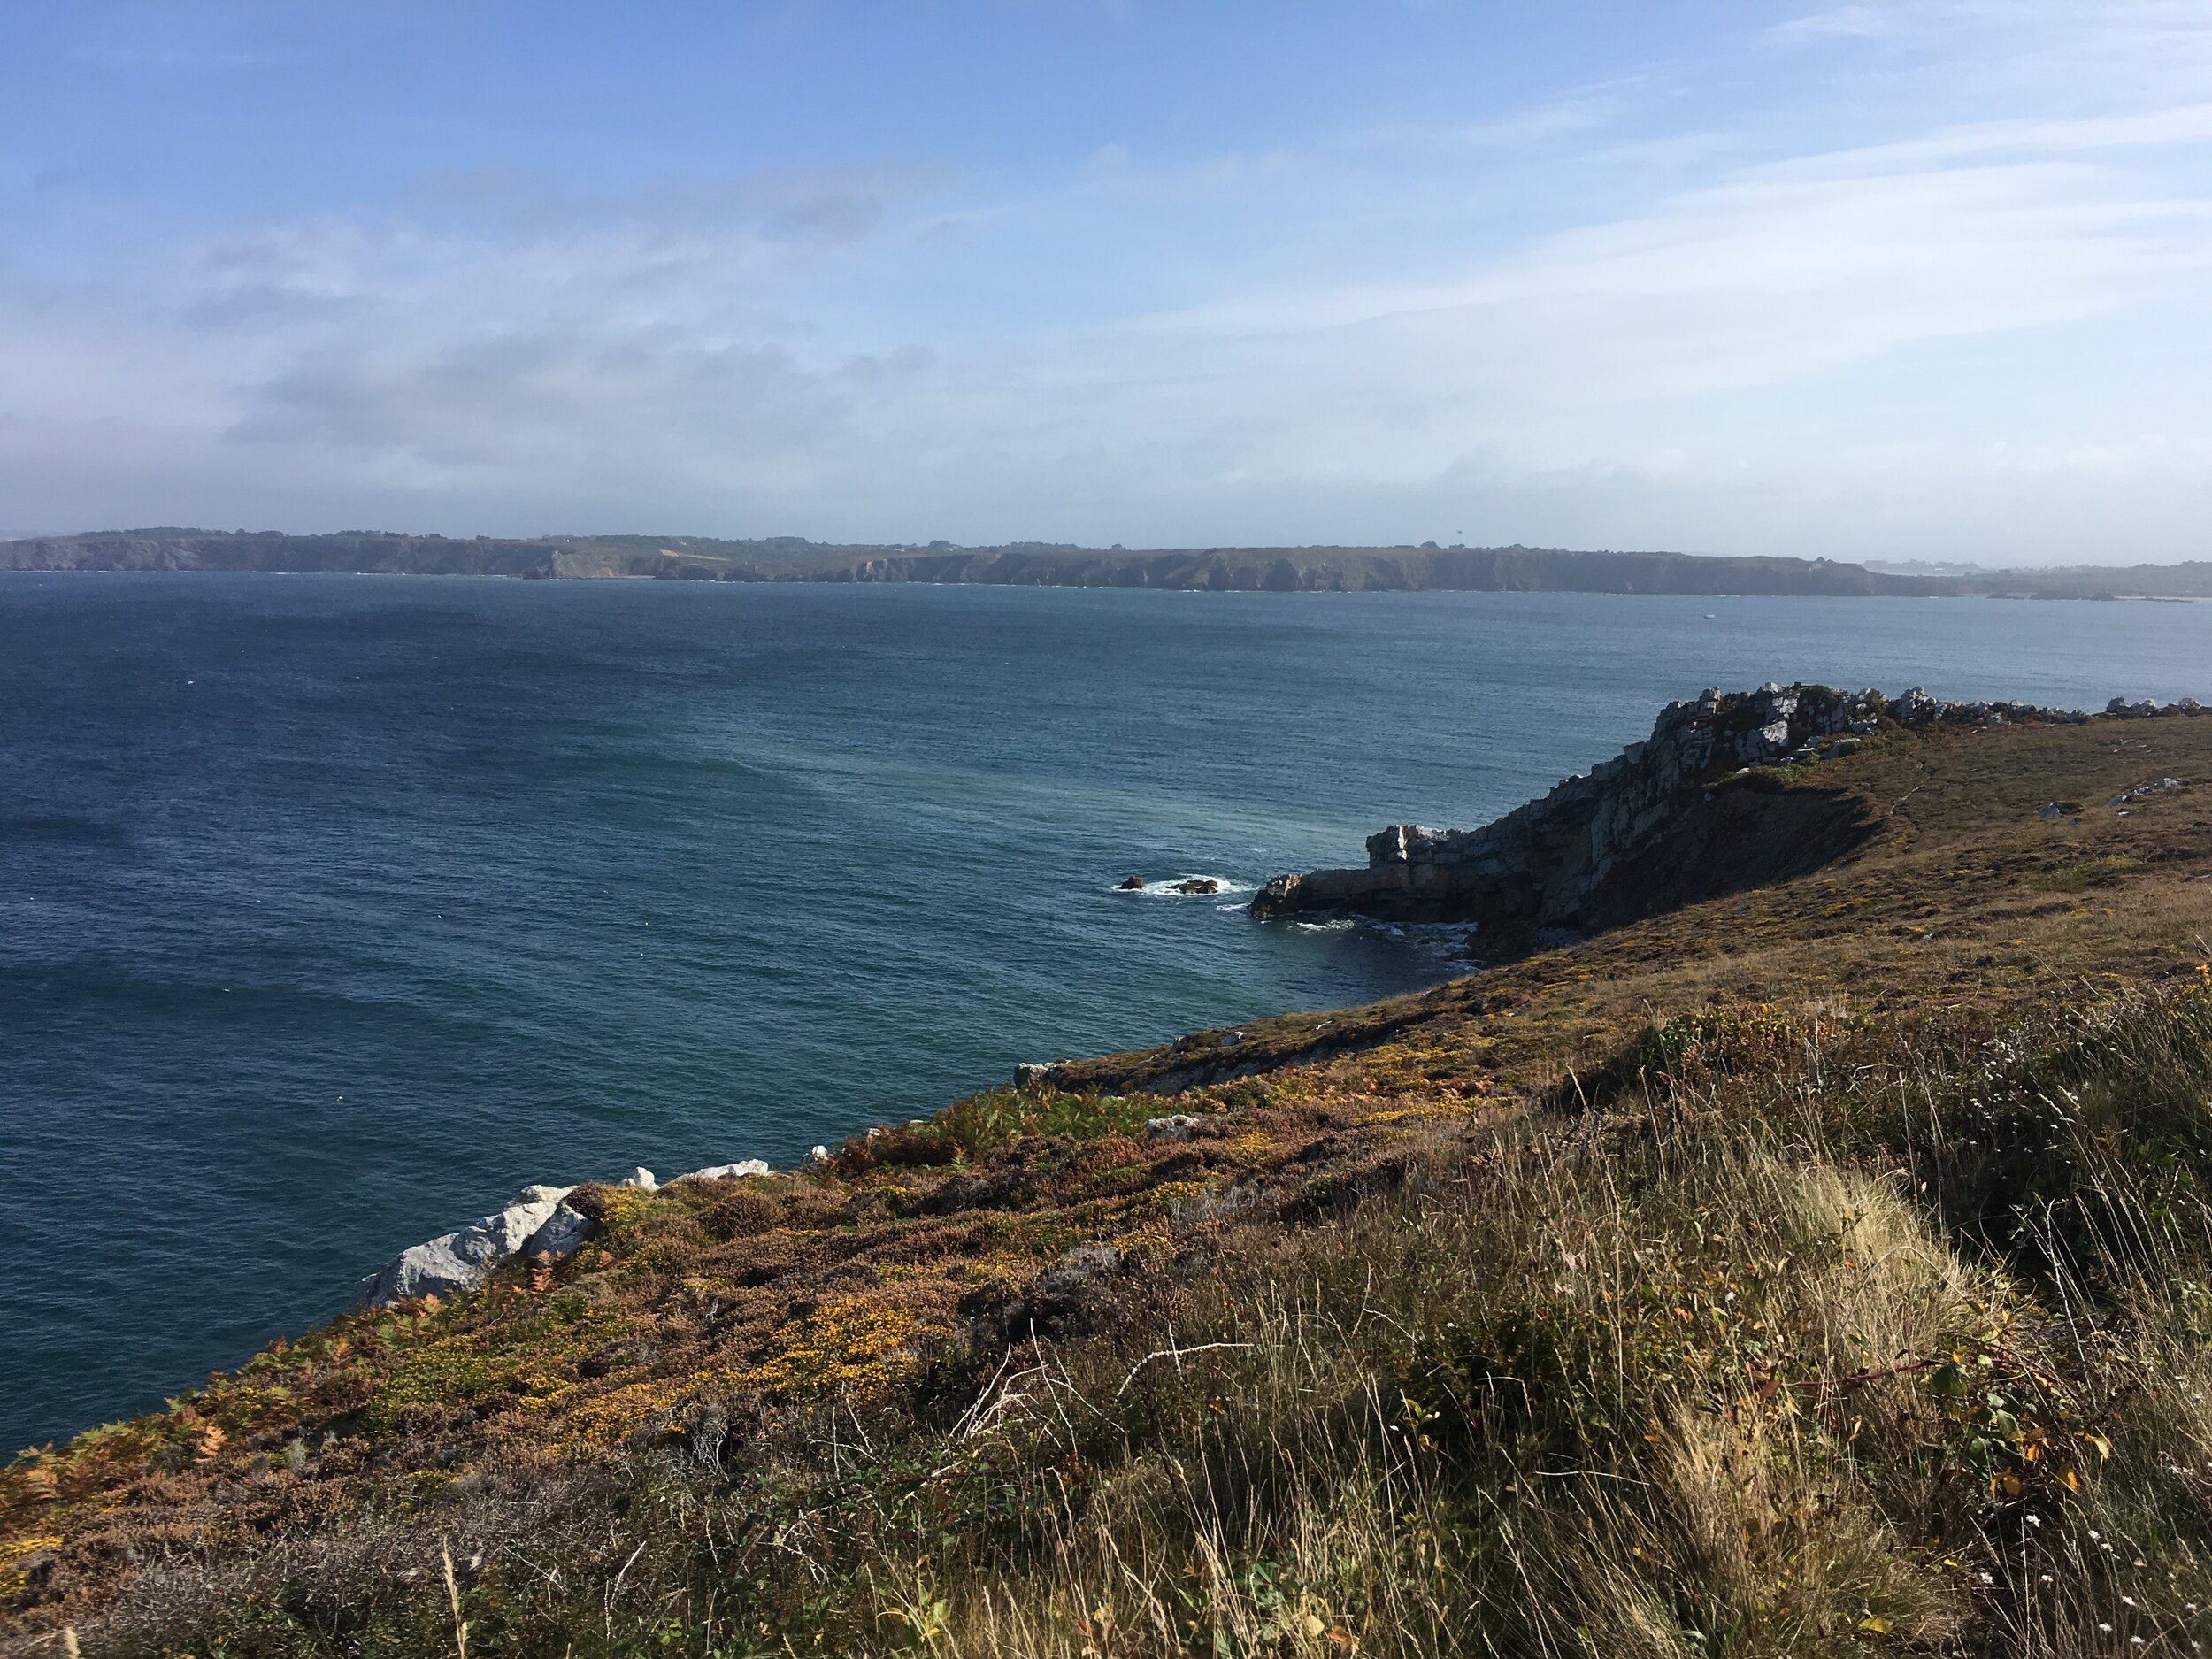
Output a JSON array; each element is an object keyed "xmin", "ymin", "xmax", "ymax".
[
  {"xmin": 1171, "ymin": 878, "xmax": 1223, "ymax": 895},
  {"xmin": 1117, "ymin": 875, "xmax": 1147, "ymax": 890}
]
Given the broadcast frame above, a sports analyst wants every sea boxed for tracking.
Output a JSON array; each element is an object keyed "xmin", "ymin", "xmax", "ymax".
[{"xmin": 4, "ymin": 573, "xmax": 2208, "ymax": 1453}]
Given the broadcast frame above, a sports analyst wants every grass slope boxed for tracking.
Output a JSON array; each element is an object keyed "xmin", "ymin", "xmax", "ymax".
[{"xmin": 4, "ymin": 711, "xmax": 2211, "ymax": 1657}]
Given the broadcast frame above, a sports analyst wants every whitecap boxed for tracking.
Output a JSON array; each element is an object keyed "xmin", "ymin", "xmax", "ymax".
[{"xmin": 1108, "ymin": 873, "xmax": 1255, "ymax": 897}]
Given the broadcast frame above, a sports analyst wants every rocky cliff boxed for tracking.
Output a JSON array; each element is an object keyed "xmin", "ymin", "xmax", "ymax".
[{"xmin": 1249, "ymin": 683, "xmax": 2196, "ymax": 949}]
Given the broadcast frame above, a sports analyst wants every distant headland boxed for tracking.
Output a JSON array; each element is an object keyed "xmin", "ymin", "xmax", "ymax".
[{"xmin": 7, "ymin": 527, "xmax": 2209, "ymax": 598}]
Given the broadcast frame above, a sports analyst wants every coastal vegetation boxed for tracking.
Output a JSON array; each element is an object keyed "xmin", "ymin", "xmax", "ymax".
[{"xmin": 4, "ymin": 703, "xmax": 2211, "ymax": 1656}]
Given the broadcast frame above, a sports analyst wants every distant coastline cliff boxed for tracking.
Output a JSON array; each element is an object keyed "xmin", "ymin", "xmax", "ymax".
[{"xmin": 10, "ymin": 527, "xmax": 2205, "ymax": 597}]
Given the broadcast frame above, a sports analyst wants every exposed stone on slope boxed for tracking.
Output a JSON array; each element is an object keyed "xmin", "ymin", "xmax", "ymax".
[
  {"xmin": 679, "ymin": 1160, "xmax": 772, "ymax": 1182},
  {"xmin": 360, "ymin": 1159, "xmax": 774, "ymax": 1306},
  {"xmin": 357, "ymin": 1184, "xmax": 576, "ymax": 1306},
  {"xmin": 522, "ymin": 1201, "xmax": 596, "ymax": 1264}
]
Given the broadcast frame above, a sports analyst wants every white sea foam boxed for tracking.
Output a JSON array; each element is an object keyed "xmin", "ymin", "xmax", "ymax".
[{"xmin": 1108, "ymin": 873, "xmax": 1254, "ymax": 897}]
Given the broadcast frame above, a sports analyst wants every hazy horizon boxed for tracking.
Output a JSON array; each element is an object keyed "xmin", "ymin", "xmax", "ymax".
[
  {"xmin": 3, "ymin": 4, "xmax": 2208, "ymax": 565},
  {"xmin": 4, "ymin": 526, "xmax": 2210, "ymax": 576}
]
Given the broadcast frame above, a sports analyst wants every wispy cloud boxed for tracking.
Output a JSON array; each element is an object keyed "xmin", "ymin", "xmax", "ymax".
[{"xmin": 1763, "ymin": 5, "xmax": 1893, "ymax": 49}]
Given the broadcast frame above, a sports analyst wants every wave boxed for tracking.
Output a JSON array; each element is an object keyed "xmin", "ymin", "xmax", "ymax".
[{"xmin": 1107, "ymin": 873, "xmax": 1255, "ymax": 897}]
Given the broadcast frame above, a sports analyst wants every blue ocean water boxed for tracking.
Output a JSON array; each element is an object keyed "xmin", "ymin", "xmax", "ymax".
[{"xmin": 3, "ymin": 574, "xmax": 2208, "ymax": 1453}]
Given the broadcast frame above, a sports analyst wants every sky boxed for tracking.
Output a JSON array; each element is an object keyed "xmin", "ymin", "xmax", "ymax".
[{"xmin": 0, "ymin": 2, "xmax": 2208, "ymax": 563}]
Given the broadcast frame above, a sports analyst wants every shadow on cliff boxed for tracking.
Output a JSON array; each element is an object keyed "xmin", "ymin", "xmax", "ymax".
[
  {"xmin": 1549, "ymin": 771, "xmax": 1879, "ymax": 948},
  {"xmin": 1250, "ymin": 684, "xmax": 1901, "ymax": 959}
]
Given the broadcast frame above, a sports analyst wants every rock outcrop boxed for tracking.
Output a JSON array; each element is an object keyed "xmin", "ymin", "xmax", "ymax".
[
  {"xmin": 1248, "ymin": 683, "xmax": 2121, "ymax": 946},
  {"xmin": 357, "ymin": 1159, "xmax": 772, "ymax": 1307},
  {"xmin": 356, "ymin": 1184, "xmax": 578, "ymax": 1306}
]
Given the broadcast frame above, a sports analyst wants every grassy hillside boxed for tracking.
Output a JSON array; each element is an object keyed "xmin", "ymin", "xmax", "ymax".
[{"xmin": 4, "ymin": 710, "xmax": 2211, "ymax": 1656}]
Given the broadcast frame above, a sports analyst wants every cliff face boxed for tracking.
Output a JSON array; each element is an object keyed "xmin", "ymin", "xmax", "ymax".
[{"xmin": 1248, "ymin": 683, "xmax": 2115, "ymax": 949}]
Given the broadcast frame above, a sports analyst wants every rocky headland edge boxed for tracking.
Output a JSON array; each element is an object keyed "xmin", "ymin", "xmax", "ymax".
[{"xmin": 1251, "ymin": 683, "xmax": 2204, "ymax": 950}]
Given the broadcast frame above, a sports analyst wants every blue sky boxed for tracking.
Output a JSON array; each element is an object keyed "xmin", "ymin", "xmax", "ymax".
[{"xmin": 1, "ymin": 2, "xmax": 2207, "ymax": 562}]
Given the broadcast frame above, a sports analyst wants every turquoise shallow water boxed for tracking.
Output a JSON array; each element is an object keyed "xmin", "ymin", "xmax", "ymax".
[{"xmin": 3, "ymin": 575, "xmax": 2208, "ymax": 1452}]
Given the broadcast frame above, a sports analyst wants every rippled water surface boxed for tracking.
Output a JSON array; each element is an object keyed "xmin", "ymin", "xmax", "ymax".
[{"xmin": 4, "ymin": 574, "xmax": 2208, "ymax": 1449}]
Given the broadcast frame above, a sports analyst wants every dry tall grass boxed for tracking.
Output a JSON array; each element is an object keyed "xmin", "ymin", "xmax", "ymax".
[{"xmin": 51, "ymin": 978, "xmax": 2212, "ymax": 1658}]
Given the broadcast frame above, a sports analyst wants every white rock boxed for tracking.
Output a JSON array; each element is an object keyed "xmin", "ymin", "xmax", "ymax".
[
  {"xmin": 357, "ymin": 1184, "xmax": 574, "ymax": 1306},
  {"xmin": 523, "ymin": 1201, "xmax": 596, "ymax": 1262},
  {"xmin": 622, "ymin": 1166, "xmax": 658, "ymax": 1192},
  {"xmin": 678, "ymin": 1159, "xmax": 771, "ymax": 1183},
  {"xmin": 804, "ymin": 1145, "xmax": 833, "ymax": 1169}
]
